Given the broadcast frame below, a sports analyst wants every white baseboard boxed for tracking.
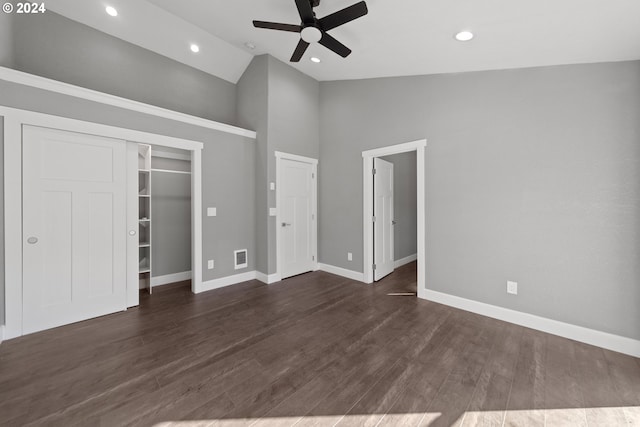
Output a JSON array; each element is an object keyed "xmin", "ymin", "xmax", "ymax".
[
  {"xmin": 256, "ymin": 272, "xmax": 281, "ymax": 284},
  {"xmin": 196, "ymin": 271, "xmax": 257, "ymax": 294},
  {"xmin": 151, "ymin": 271, "xmax": 192, "ymax": 287},
  {"xmin": 422, "ymin": 289, "xmax": 640, "ymax": 358},
  {"xmin": 394, "ymin": 253, "xmax": 417, "ymax": 268},
  {"xmin": 318, "ymin": 263, "xmax": 366, "ymax": 283}
]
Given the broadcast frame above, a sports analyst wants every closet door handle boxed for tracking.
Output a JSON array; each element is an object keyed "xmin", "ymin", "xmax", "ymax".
[
  {"xmin": 129, "ymin": 230, "xmax": 137, "ymax": 236},
  {"xmin": 27, "ymin": 237, "xmax": 38, "ymax": 244},
  {"xmin": 281, "ymin": 222, "xmax": 292, "ymax": 227}
]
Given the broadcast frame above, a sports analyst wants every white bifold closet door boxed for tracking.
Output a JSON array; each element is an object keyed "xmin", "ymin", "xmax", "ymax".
[{"xmin": 22, "ymin": 126, "xmax": 128, "ymax": 334}]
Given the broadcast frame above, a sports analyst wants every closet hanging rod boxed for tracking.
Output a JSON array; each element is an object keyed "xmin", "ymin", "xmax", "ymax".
[{"xmin": 150, "ymin": 168, "xmax": 191, "ymax": 175}]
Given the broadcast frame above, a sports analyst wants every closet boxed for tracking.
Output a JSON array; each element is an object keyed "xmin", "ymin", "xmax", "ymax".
[{"xmin": 138, "ymin": 144, "xmax": 192, "ymax": 293}]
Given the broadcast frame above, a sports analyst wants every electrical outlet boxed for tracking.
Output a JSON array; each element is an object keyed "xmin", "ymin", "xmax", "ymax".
[
  {"xmin": 208, "ymin": 259, "xmax": 214, "ymax": 270},
  {"xmin": 507, "ymin": 280, "xmax": 518, "ymax": 295},
  {"xmin": 347, "ymin": 252, "xmax": 353, "ymax": 261}
]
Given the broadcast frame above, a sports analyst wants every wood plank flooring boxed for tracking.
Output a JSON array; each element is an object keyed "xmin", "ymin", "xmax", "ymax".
[{"xmin": 1, "ymin": 262, "xmax": 639, "ymax": 426}]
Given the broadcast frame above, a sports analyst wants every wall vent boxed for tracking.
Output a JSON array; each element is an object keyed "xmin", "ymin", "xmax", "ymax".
[{"xmin": 234, "ymin": 249, "xmax": 248, "ymax": 270}]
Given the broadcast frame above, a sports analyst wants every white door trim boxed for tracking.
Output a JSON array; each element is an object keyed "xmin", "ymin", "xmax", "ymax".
[
  {"xmin": 362, "ymin": 139, "xmax": 427, "ymax": 298},
  {"xmin": 1, "ymin": 106, "xmax": 204, "ymax": 339},
  {"xmin": 275, "ymin": 151, "xmax": 318, "ymax": 282}
]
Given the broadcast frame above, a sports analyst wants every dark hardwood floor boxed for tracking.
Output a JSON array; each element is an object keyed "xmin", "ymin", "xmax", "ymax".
[{"xmin": 1, "ymin": 262, "xmax": 640, "ymax": 426}]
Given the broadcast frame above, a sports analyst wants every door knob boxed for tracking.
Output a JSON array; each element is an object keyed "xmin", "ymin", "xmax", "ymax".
[
  {"xmin": 27, "ymin": 237, "xmax": 38, "ymax": 244},
  {"xmin": 129, "ymin": 230, "xmax": 137, "ymax": 236},
  {"xmin": 392, "ymin": 220, "xmax": 397, "ymax": 225},
  {"xmin": 281, "ymin": 222, "xmax": 291, "ymax": 227}
]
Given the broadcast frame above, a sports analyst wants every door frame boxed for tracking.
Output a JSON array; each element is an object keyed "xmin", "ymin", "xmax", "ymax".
[
  {"xmin": 2, "ymin": 106, "xmax": 204, "ymax": 339},
  {"xmin": 275, "ymin": 151, "xmax": 318, "ymax": 282},
  {"xmin": 362, "ymin": 139, "xmax": 427, "ymax": 297}
]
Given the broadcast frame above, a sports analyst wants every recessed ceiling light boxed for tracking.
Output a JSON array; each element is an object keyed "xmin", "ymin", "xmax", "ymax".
[
  {"xmin": 190, "ymin": 44, "xmax": 200, "ymax": 53},
  {"xmin": 310, "ymin": 57, "xmax": 321, "ymax": 63},
  {"xmin": 455, "ymin": 31, "xmax": 474, "ymax": 41},
  {"xmin": 245, "ymin": 42, "xmax": 256, "ymax": 50},
  {"xmin": 105, "ymin": 6, "xmax": 118, "ymax": 17}
]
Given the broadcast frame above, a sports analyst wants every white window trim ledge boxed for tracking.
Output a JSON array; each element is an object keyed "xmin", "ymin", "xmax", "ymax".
[{"xmin": 0, "ymin": 66, "xmax": 257, "ymax": 139}]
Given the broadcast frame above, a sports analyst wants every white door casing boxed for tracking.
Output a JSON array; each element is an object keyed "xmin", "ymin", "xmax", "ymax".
[
  {"xmin": 373, "ymin": 158, "xmax": 394, "ymax": 281},
  {"xmin": 362, "ymin": 139, "xmax": 426, "ymax": 295},
  {"xmin": 22, "ymin": 126, "xmax": 128, "ymax": 334},
  {"xmin": 276, "ymin": 152, "xmax": 318, "ymax": 280}
]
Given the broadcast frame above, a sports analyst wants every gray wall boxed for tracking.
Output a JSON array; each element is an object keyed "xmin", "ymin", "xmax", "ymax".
[
  {"xmin": 236, "ymin": 56, "xmax": 269, "ymax": 274},
  {"xmin": 381, "ymin": 152, "xmax": 417, "ymax": 261},
  {"xmin": 151, "ymin": 169, "xmax": 191, "ymax": 277},
  {"xmin": 319, "ymin": 60, "xmax": 640, "ymax": 340},
  {"xmin": 266, "ymin": 56, "xmax": 320, "ymax": 274},
  {"xmin": 0, "ymin": 11, "xmax": 13, "ymax": 67},
  {"xmin": 10, "ymin": 12, "xmax": 237, "ymax": 125},
  {"xmin": 0, "ymin": 80, "xmax": 256, "ymax": 287},
  {"xmin": 0, "ymin": 118, "xmax": 4, "ymax": 324},
  {"xmin": 236, "ymin": 55, "xmax": 320, "ymax": 275}
]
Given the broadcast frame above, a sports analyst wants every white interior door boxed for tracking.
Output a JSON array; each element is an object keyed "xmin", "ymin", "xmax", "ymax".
[
  {"xmin": 280, "ymin": 158, "xmax": 315, "ymax": 279},
  {"xmin": 22, "ymin": 126, "xmax": 128, "ymax": 334},
  {"xmin": 373, "ymin": 158, "xmax": 394, "ymax": 281}
]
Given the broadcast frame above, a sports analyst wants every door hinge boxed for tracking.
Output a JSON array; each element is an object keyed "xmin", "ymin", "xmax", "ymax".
[
  {"xmin": 372, "ymin": 168, "xmax": 376, "ymax": 175},
  {"xmin": 312, "ymin": 255, "xmax": 315, "ymax": 261},
  {"xmin": 311, "ymin": 214, "xmax": 315, "ymax": 220},
  {"xmin": 312, "ymin": 172, "xmax": 315, "ymax": 179},
  {"xmin": 372, "ymin": 264, "xmax": 377, "ymax": 270},
  {"xmin": 372, "ymin": 216, "xmax": 376, "ymax": 222}
]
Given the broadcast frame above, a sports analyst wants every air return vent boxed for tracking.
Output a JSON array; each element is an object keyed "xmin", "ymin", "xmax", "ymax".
[{"xmin": 234, "ymin": 249, "xmax": 248, "ymax": 270}]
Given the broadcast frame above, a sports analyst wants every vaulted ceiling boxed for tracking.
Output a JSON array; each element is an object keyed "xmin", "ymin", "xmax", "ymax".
[{"xmin": 47, "ymin": 0, "xmax": 640, "ymax": 83}]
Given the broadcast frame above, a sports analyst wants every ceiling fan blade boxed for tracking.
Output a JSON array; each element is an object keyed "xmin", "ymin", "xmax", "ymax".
[
  {"xmin": 319, "ymin": 32, "xmax": 352, "ymax": 58},
  {"xmin": 253, "ymin": 21, "xmax": 302, "ymax": 32},
  {"xmin": 290, "ymin": 39, "xmax": 310, "ymax": 62},
  {"xmin": 295, "ymin": 0, "xmax": 315, "ymax": 23},
  {"xmin": 319, "ymin": 1, "xmax": 368, "ymax": 31}
]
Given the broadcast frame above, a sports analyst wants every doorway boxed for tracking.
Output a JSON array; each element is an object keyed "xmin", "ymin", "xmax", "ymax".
[
  {"xmin": 275, "ymin": 151, "xmax": 318, "ymax": 280},
  {"xmin": 362, "ymin": 139, "xmax": 426, "ymax": 297}
]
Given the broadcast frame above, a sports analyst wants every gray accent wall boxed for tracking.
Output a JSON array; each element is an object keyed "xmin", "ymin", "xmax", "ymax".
[
  {"xmin": 266, "ymin": 57, "xmax": 320, "ymax": 274},
  {"xmin": 380, "ymin": 152, "xmax": 417, "ymax": 261},
  {"xmin": 151, "ymin": 170, "xmax": 191, "ymax": 277},
  {"xmin": 320, "ymin": 60, "xmax": 640, "ymax": 340},
  {"xmin": 0, "ymin": 118, "xmax": 5, "ymax": 324},
  {"xmin": 236, "ymin": 56, "xmax": 269, "ymax": 274},
  {"xmin": 0, "ymin": 11, "xmax": 13, "ymax": 67},
  {"xmin": 0, "ymin": 80, "xmax": 256, "ymax": 287},
  {"xmin": 10, "ymin": 12, "xmax": 237, "ymax": 125},
  {"xmin": 237, "ymin": 55, "xmax": 320, "ymax": 275}
]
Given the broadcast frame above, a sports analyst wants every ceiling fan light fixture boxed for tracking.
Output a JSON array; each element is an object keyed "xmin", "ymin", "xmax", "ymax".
[
  {"xmin": 455, "ymin": 31, "xmax": 474, "ymax": 41},
  {"xmin": 190, "ymin": 44, "xmax": 200, "ymax": 53},
  {"xmin": 301, "ymin": 26, "xmax": 322, "ymax": 43},
  {"xmin": 310, "ymin": 57, "xmax": 321, "ymax": 63},
  {"xmin": 105, "ymin": 6, "xmax": 118, "ymax": 17}
]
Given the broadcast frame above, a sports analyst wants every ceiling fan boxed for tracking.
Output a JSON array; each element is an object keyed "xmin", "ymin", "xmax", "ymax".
[{"xmin": 253, "ymin": 0, "xmax": 368, "ymax": 62}]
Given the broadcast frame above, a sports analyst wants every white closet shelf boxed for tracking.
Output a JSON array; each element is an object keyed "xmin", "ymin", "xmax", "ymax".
[{"xmin": 139, "ymin": 243, "xmax": 150, "ymax": 248}]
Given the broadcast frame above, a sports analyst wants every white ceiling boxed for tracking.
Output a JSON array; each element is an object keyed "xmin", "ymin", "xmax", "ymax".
[{"xmin": 48, "ymin": 0, "xmax": 640, "ymax": 83}]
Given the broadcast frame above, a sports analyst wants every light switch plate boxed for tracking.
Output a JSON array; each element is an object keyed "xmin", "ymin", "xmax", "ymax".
[
  {"xmin": 208, "ymin": 260, "xmax": 214, "ymax": 269},
  {"xmin": 507, "ymin": 281, "xmax": 518, "ymax": 295},
  {"xmin": 269, "ymin": 208, "xmax": 277, "ymax": 217},
  {"xmin": 270, "ymin": 182, "xmax": 275, "ymax": 190},
  {"xmin": 347, "ymin": 252, "xmax": 353, "ymax": 261},
  {"xmin": 207, "ymin": 207, "xmax": 217, "ymax": 217}
]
